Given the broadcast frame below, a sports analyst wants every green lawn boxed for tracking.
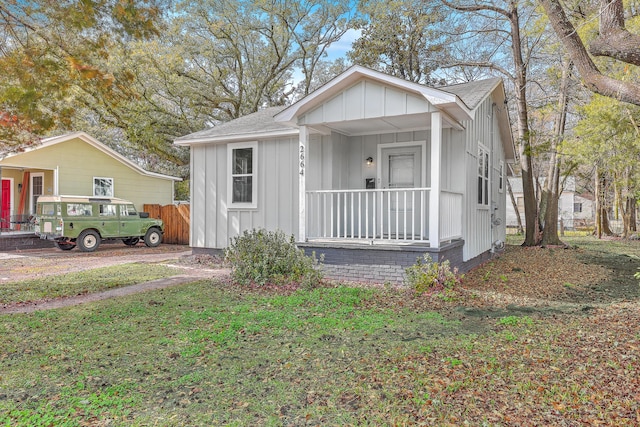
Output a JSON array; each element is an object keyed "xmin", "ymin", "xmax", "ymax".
[
  {"xmin": 0, "ymin": 264, "xmax": 181, "ymax": 304},
  {"xmin": 1, "ymin": 239, "xmax": 640, "ymax": 425}
]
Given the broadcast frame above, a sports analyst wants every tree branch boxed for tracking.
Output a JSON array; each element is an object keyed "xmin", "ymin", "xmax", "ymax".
[
  {"xmin": 589, "ymin": 0, "xmax": 640, "ymax": 65},
  {"xmin": 539, "ymin": 0, "xmax": 640, "ymax": 106}
]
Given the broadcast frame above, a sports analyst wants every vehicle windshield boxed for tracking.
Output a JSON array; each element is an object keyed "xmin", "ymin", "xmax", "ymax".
[{"xmin": 120, "ymin": 204, "xmax": 138, "ymax": 216}]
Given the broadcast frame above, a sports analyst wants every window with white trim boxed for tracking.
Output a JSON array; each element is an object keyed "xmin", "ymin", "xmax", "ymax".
[
  {"xmin": 228, "ymin": 142, "xmax": 257, "ymax": 208},
  {"xmin": 477, "ymin": 145, "xmax": 489, "ymax": 206},
  {"xmin": 93, "ymin": 177, "xmax": 114, "ymax": 197}
]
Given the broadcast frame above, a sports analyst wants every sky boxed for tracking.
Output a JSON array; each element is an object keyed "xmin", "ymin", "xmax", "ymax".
[
  {"xmin": 290, "ymin": 28, "xmax": 360, "ymax": 84},
  {"xmin": 325, "ymin": 28, "xmax": 361, "ymax": 61}
]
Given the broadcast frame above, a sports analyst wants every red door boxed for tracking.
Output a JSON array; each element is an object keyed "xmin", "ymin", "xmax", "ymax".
[{"xmin": 1, "ymin": 179, "xmax": 10, "ymax": 229}]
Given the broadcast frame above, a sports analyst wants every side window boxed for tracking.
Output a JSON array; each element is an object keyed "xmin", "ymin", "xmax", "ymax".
[
  {"xmin": 498, "ymin": 161, "xmax": 505, "ymax": 193},
  {"xmin": 100, "ymin": 204, "xmax": 117, "ymax": 216},
  {"xmin": 477, "ymin": 145, "xmax": 489, "ymax": 206},
  {"xmin": 119, "ymin": 204, "xmax": 138, "ymax": 217},
  {"xmin": 94, "ymin": 177, "xmax": 114, "ymax": 197},
  {"xmin": 67, "ymin": 204, "xmax": 93, "ymax": 216},
  {"xmin": 228, "ymin": 141, "xmax": 258, "ymax": 208}
]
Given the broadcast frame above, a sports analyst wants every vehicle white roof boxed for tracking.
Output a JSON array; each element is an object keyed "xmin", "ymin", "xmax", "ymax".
[{"xmin": 37, "ymin": 195, "xmax": 136, "ymax": 204}]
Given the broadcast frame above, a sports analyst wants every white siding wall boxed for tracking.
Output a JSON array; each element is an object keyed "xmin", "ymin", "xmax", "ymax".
[
  {"xmin": 190, "ymin": 137, "xmax": 299, "ymax": 250},
  {"xmin": 300, "ymin": 79, "xmax": 434, "ymax": 124},
  {"xmin": 307, "ymin": 131, "xmax": 436, "ymax": 191},
  {"xmin": 462, "ymin": 95, "xmax": 507, "ymax": 261}
]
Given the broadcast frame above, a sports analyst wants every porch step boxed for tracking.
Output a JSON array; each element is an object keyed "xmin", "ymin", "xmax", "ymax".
[{"xmin": 0, "ymin": 233, "xmax": 54, "ymax": 251}]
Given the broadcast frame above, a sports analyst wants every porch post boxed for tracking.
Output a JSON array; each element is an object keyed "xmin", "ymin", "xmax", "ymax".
[
  {"xmin": 54, "ymin": 166, "xmax": 59, "ymax": 195},
  {"xmin": 298, "ymin": 125, "xmax": 308, "ymax": 242},
  {"xmin": 429, "ymin": 111, "xmax": 442, "ymax": 248}
]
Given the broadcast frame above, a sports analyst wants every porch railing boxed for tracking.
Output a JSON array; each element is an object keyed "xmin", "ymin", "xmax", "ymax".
[
  {"xmin": 306, "ymin": 188, "xmax": 463, "ymax": 244},
  {"xmin": 440, "ymin": 190, "xmax": 463, "ymax": 240}
]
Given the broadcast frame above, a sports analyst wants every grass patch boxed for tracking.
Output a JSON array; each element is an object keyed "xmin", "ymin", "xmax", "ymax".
[
  {"xmin": 0, "ymin": 282, "xmax": 479, "ymax": 426},
  {"xmin": 0, "ymin": 264, "xmax": 180, "ymax": 304},
  {"xmin": 2, "ymin": 238, "xmax": 640, "ymax": 425}
]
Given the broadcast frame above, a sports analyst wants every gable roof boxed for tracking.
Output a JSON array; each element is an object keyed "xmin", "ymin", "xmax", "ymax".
[
  {"xmin": 442, "ymin": 77, "xmax": 503, "ymax": 110},
  {"xmin": 274, "ymin": 65, "xmax": 474, "ymax": 125},
  {"xmin": 0, "ymin": 131, "xmax": 181, "ymax": 181},
  {"xmin": 175, "ymin": 67, "xmax": 515, "ymax": 162}
]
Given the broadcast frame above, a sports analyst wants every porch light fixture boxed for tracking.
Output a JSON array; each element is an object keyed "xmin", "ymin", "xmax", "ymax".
[
  {"xmin": 366, "ymin": 156, "xmax": 373, "ymax": 166},
  {"xmin": 18, "ymin": 183, "xmax": 22, "ymax": 193}
]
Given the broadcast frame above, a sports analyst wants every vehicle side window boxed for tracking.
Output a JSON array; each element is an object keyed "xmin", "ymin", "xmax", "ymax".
[
  {"xmin": 119, "ymin": 204, "xmax": 138, "ymax": 217},
  {"xmin": 67, "ymin": 204, "xmax": 93, "ymax": 216},
  {"xmin": 100, "ymin": 204, "xmax": 117, "ymax": 216},
  {"xmin": 39, "ymin": 203, "xmax": 55, "ymax": 215}
]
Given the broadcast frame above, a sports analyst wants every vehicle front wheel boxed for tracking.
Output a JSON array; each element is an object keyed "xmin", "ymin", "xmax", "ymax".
[
  {"xmin": 122, "ymin": 237, "xmax": 140, "ymax": 246},
  {"xmin": 77, "ymin": 230, "xmax": 101, "ymax": 252},
  {"xmin": 55, "ymin": 240, "xmax": 75, "ymax": 251},
  {"xmin": 144, "ymin": 228, "xmax": 162, "ymax": 247}
]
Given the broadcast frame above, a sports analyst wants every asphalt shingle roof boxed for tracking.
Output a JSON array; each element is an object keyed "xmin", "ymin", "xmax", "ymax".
[
  {"xmin": 441, "ymin": 77, "xmax": 502, "ymax": 110},
  {"xmin": 176, "ymin": 77, "xmax": 502, "ymax": 143},
  {"xmin": 174, "ymin": 106, "xmax": 292, "ymax": 142}
]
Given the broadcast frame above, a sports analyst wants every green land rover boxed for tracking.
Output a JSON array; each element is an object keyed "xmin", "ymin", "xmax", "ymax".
[{"xmin": 35, "ymin": 195, "xmax": 164, "ymax": 252}]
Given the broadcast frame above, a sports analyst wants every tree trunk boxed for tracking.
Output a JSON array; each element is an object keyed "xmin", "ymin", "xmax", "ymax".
[
  {"xmin": 595, "ymin": 168, "xmax": 614, "ymax": 237},
  {"xmin": 595, "ymin": 167, "xmax": 601, "ymax": 238},
  {"xmin": 540, "ymin": 60, "xmax": 571, "ymax": 246},
  {"xmin": 508, "ymin": 5, "xmax": 539, "ymax": 246}
]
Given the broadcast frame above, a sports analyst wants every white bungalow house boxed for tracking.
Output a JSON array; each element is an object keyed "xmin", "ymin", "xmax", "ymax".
[
  {"xmin": 506, "ymin": 176, "xmax": 595, "ymax": 231},
  {"xmin": 175, "ymin": 66, "xmax": 515, "ymax": 284}
]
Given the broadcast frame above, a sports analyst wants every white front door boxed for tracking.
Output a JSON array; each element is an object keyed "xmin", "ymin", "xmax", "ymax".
[
  {"xmin": 379, "ymin": 144, "xmax": 425, "ymax": 239},
  {"xmin": 380, "ymin": 145, "xmax": 422, "ymax": 189}
]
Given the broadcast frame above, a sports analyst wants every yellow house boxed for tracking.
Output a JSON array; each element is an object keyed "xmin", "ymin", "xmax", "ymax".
[{"xmin": 0, "ymin": 132, "xmax": 180, "ymax": 230}]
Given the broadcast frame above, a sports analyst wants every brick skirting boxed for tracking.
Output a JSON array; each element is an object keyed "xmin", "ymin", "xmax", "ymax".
[
  {"xmin": 192, "ymin": 239, "xmax": 500, "ymax": 286},
  {"xmin": 299, "ymin": 240, "xmax": 472, "ymax": 285}
]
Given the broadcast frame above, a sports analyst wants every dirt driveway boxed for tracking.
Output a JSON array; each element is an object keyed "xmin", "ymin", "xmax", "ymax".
[
  {"xmin": 0, "ymin": 243, "xmax": 194, "ymax": 282},
  {"xmin": 0, "ymin": 243, "xmax": 230, "ymax": 313}
]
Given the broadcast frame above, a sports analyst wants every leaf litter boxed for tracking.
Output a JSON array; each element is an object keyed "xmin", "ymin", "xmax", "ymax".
[{"xmin": 2, "ymin": 238, "xmax": 640, "ymax": 425}]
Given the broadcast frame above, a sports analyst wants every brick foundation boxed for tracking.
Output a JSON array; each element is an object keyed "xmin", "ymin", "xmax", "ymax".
[
  {"xmin": 299, "ymin": 240, "xmax": 469, "ymax": 285},
  {"xmin": 191, "ymin": 239, "xmax": 501, "ymax": 286}
]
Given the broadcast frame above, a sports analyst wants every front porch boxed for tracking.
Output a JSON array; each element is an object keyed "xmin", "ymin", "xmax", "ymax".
[{"xmin": 305, "ymin": 187, "xmax": 463, "ymax": 245}]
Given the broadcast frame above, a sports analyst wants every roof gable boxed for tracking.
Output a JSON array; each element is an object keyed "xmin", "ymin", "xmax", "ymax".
[
  {"xmin": 0, "ymin": 132, "xmax": 180, "ymax": 181},
  {"xmin": 275, "ymin": 65, "xmax": 473, "ymax": 124}
]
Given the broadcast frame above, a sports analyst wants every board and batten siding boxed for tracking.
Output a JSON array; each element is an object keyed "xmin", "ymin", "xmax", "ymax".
[
  {"xmin": 190, "ymin": 137, "xmax": 299, "ymax": 250},
  {"xmin": 462, "ymin": 95, "xmax": 507, "ymax": 261},
  {"xmin": 299, "ymin": 79, "xmax": 434, "ymax": 125}
]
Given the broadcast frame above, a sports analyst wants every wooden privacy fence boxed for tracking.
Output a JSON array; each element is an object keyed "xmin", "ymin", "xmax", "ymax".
[{"xmin": 143, "ymin": 204, "xmax": 190, "ymax": 245}]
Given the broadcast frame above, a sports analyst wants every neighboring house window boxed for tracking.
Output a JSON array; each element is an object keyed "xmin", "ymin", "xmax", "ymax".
[
  {"xmin": 574, "ymin": 202, "xmax": 582, "ymax": 213},
  {"xmin": 498, "ymin": 161, "xmax": 504, "ymax": 193},
  {"xmin": 94, "ymin": 177, "xmax": 114, "ymax": 197},
  {"xmin": 477, "ymin": 144, "xmax": 489, "ymax": 205},
  {"xmin": 228, "ymin": 142, "xmax": 258, "ymax": 208}
]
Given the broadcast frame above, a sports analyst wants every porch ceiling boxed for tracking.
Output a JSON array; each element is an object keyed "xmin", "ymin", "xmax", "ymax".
[{"xmin": 307, "ymin": 112, "xmax": 458, "ymax": 136}]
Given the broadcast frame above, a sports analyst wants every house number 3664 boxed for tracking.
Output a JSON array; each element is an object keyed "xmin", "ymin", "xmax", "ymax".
[{"xmin": 299, "ymin": 146, "xmax": 305, "ymax": 176}]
